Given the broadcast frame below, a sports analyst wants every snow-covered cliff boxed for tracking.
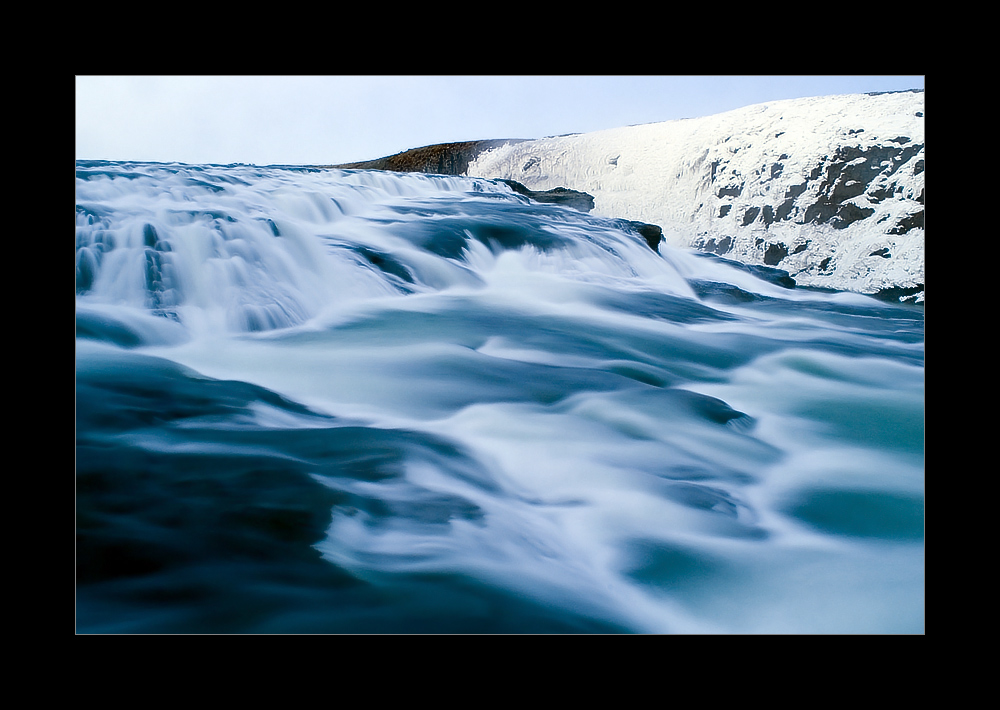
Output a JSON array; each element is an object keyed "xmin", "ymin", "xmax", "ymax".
[{"xmin": 464, "ymin": 91, "xmax": 924, "ymax": 300}]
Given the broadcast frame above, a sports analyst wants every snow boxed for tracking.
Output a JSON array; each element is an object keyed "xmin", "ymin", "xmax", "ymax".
[{"xmin": 464, "ymin": 92, "xmax": 924, "ymax": 299}]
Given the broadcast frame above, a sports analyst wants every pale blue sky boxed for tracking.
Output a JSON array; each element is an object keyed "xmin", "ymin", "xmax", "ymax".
[{"xmin": 76, "ymin": 75, "xmax": 925, "ymax": 166}]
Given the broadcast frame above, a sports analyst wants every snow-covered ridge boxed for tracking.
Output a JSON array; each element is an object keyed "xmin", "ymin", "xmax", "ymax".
[{"xmin": 465, "ymin": 91, "xmax": 924, "ymax": 300}]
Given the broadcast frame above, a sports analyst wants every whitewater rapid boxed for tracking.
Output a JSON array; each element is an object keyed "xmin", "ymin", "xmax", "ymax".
[{"xmin": 76, "ymin": 161, "xmax": 924, "ymax": 633}]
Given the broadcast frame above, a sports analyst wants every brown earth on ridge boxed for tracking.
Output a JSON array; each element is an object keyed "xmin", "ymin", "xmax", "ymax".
[{"xmin": 326, "ymin": 139, "xmax": 528, "ymax": 176}]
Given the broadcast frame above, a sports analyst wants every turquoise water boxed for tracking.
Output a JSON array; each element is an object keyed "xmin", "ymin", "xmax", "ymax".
[{"xmin": 76, "ymin": 161, "xmax": 924, "ymax": 633}]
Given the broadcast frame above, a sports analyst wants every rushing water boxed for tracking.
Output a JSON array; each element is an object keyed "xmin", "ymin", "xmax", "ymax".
[{"xmin": 75, "ymin": 160, "xmax": 924, "ymax": 633}]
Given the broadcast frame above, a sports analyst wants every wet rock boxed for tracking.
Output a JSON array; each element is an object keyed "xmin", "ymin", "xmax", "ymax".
[
  {"xmin": 496, "ymin": 179, "xmax": 595, "ymax": 213},
  {"xmin": 623, "ymin": 221, "xmax": 665, "ymax": 252},
  {"xmin": 694, "ymin": 251, "xmax": 795, "ymax": 288}
]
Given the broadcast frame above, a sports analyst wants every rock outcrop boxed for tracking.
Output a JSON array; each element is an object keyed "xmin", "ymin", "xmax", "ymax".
[
  {"xmin": 330, "ymin": 139, "xmax": 527, "ymax": 177},
  {"xmin": 496, "ymin": 179, "xmax": 596, "ymax": 213},
  {"xmin": 624, "ymin": 221, "xmax": 665, "ymax": 253}
]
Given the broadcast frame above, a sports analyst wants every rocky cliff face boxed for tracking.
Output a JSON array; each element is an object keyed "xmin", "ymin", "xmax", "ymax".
[
  {"xmin": 466, "ymin": 91, "xmax": 924, "ymax": 301},
  {"xmin": 327, "ymin": 91, "xmax": 924, "ymax": 301},
  {"xmin": 676, "ymin": 97, "xmax": 924, "ymax": 301}
]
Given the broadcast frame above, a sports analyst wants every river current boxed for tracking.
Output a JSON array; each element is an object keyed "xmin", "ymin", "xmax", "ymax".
[{"xmin": 75, "ymin": 161, "xmax": 924, "ymax": 633}]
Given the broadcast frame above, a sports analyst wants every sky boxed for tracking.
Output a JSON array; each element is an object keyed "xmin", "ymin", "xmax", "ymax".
[{"xmin": 76, "ymin": 75, "xmax": 925, "ymax": 167}]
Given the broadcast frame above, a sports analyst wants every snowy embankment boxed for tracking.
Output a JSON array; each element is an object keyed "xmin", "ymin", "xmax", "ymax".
[{"xmin": 464, "ymin": 91, "xmax": 924, "ymax": 301}]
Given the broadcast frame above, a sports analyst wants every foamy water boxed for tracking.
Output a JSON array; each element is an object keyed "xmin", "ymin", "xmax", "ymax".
[{"xmin": 76, "ymin": 161, "xmax": 924, "ymax": 633}]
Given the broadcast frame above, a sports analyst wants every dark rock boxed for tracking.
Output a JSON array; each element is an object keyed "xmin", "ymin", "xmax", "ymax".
[
  {"xmin": 803, "ymin": 200, "xmax": 839, "ymax": 225},
  {"xmin": 143, "ymin": 223, "xmax": 159, "ymax": 248},
  {"xmin": 888, "ymin": 210, "xmax": 924, "ymax": 234},
  {"xmin": 872, "ymin": 285, "xmax": 924, "ymax": 303},
  {"xmin": 867, "ymin": 184, "xmax": 895, "ymax": 203},
  {"xmin": 717, "ymin": 183, "xmax": 744, "ymax": 198},
  {"xmin": 830, "ymin": 144, "xmax": 923, "ymax": 184},
  {"xmin": 497, "ymin": 179, "xmax": 595, "ymax": 213},
  {"xmin": 775, "ymin": 193, "xmax": 799, "ymax": 221},
  {"xmin": 830, "ymin": 176, "xmax": 867, "ymax": 204},
  {"xmin": 694, "ymin": 235, "xmax": 733, "ymax": 255},
  {"xmin": 624, "ymin": 221, "xmax": 665, "ymax": 252},
  {"xmin": 831, "ymin": 204, "xmax": 875, "ymax": 229},
  {"xmin": 718, "ymin": 205, "xmax": 732, "ymax": 218},
  {"xmin": 775, "ymin": 200, "xmax": 796, "ymax": 222},
  {"xmin": 760, "ymin": 205, "xmax": 775, "ymax": 226},
  {"xmin": 804, "ymin": 197, "xmax": 876, "ymax": 229},
  {"xmin": 688, "ymin": 279, "xmax": 764, "ymax": 304},
  {"xmin": 819, "ymin": 145, "xmax": 895, "ymax": 203},
  {"xmin": 763, "ymin": 242, "xmax": 788, "ymax": 266},
  {"xmin": 742, "ymin": 206, "xmax": 760, "ymax": 226},
  {"xmin": 869, "ymin": 247, "xmax": 891, "ymax": 258}
]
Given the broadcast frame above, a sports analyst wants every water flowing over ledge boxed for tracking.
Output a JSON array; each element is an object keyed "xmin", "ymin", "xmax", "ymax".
[{"xmin": 76, "ymin": 161, "xmax": 924, "ymax": 633}]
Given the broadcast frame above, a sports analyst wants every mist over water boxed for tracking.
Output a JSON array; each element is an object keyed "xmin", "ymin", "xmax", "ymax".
[{"xmin": 76, "ymin": 161, "xmax": 924, "ymax": 633}]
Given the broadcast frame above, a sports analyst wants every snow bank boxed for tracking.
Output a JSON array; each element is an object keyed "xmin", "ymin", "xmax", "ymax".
[{"xmin": 465, "ymin": 91, "xmax": 924, "ymax": 300}]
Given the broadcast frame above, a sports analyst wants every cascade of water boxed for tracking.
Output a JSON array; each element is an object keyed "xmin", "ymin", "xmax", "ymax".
[{"xmin": 75, "ymin": 161, "xmax": 924, "ymax": 634}]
